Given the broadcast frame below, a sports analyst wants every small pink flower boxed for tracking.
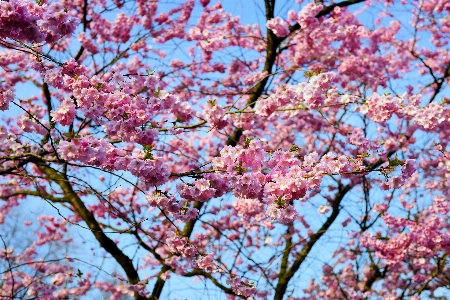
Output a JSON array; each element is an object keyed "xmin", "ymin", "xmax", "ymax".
[{"xmin": 266, "ymin": 17, "xmax": 290, "ymax": 37}]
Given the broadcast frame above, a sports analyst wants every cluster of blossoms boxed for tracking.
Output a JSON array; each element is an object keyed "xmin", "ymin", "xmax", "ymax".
[
  {"xmin": 355, "ymin": 92, "xmax": 402, "ymax": 123},
  {"xmin": 233, "ymin": 197, "xmax": 264, "ymax": 219},
  {"xmin": 266, "ymin": 17, "xmax": 290, "ymax": 37},
  {"xmin": 379, "ymin": 159, "xmax": 416, "ymax": 190},
  {"xmin": 404, "ymin": 102, "xmax": 450, "ymax": 130},
  {"xmin": 49, "ymin": 64, "xmax": 194, "ymax": 142},
  {"xmin": 296, "ymin": 2, "xmax": 324, "ymax": 28},
  {"xmin": 195, "ymin": 251, "xmax": 218, "ymax": 273},
  {"xmin": 268, "ymin": 3, "xmax": 325, "ymax": 38},
  {"xmin": 166, "ymin": 232, "xmax": 197, "ymax": 258},
  {"xmin": 155, "ymin": 233, "xmax": 220, "ymax": 282},
  {"xmin": 255, "ymin": 72, "xmax": 337, "ymax": 116},
  {"xmin": 37, "ymin": 2, "xmax": 79, "ymax": 43},
  {"xmin": 211, "ymin": 137, "xmax": 417, "ymax": 224},
  {"xmin": 212, "ymin": 139, "xmax": 376, "ymax": 223},
  {"xmin": 51, "ymin": 98, "xmax": 76, "ymax": 125},
  {"xmin": 0, "ymin": 88, "xmax": 14, "ymax": 111},
  {"xmin": 347, "ymin": 127, "xmax": 382, "ymax": 152},
  {"xmin": 187, "ymin": 1, "xmax": 264, "ymax": 57},
  {"xmin": 355, "ymin": 92, "xmax": 450, "ymax": 131},
  {"xmin": 177, "ymin": 174, "xmax": 229, "ymax": 203},
  {"xmin": 57, "ymin": 136, "xmax": 170, "ymax": 188},
  {"xmin": 145, "ymin": 173, "xmax": 230, "ymax": 221},
  {"xmin": 255, "ymin": 83, "xmax": 303, "ymax": 117},
  {"xmin": 362, "ymin": 195, "xmax": 450, "ymax": 266},
  {"xmin": 146, "ymin": 193, "xmax": 200, "ymax": 221},
  {"xmin": 303, "ymin": 72, "xmax": 338, "ymax": 108},
  {"xmin": 226, "ymin": 276, "xmax": 257, "ymax": 298},
  {"xmin": 203, "ymin": 100, "xmax": 229, "ymax": 130},
  {"xmin": 0, "ymin": 0, "xmax": 79, "ymax": 43}
]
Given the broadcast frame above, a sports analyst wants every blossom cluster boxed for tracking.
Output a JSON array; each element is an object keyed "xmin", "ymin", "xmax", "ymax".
[
  {"xmin": 0, "ymin": 0, "xmax": 79, "ymax": 43},
  {"xmin": 255, "ymin": 72, "xmax": 337, "ymax": 116},
  {"xmin": 51, "ymin": 98, "xmax": 76, "ymax": 125},
  {"xmin": 355, "ymin": 93, "xmax": 402, "ymax": 123},
  {"xmin": 203, "ymin": 101, "xmax": 229, "ymax": 129},
  {"xmin": 57, "ymin": 136, "xmax": 170, "ymax": 188},
  {"xmin": 362, "ymin": 196, "xmax": 450, "ymax": 266},
  {"xmin": 379, "ymin": 159, "xmax": 416, "ymax": 190},
  {"xmin": 166, "ymin": 232, "xmax": 197, "ymax": 258},
  {"xmin": 50, "ymin": 66, "xmax": 194, "ymax": 142},
  {"xmin": 226, "ymin": 276, "xmax": 257, "ymax": 298},
  {"xmin": 266, "ymin": 17, "xmax": 290, "ymax": 37},
  {"xmin": 211, "ymin": 139, "xmax": 375, "ymax": 223},
  {"xmin": 0, "ymin": 88, "xmax": 14, "ymax": 111}
]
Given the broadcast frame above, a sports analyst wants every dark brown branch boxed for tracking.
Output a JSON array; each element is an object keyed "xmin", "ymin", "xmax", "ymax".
[
  {"xmin": 150, "ymin": 201, "xmax": 205, "ymax": 299},
  {"xmin": 1, "ymin": 190, "xmax": 66, "ymax": 203},
  {"xmin": 74, "ymin": 0, "xmax": 89, "ymax": 61},
  {"xmin": 274, "ymin": 183, "xmax": 352, "ymax": 300},
  {"xmin": 43, "ymin": 83, "xmax": 55, "ymax": 130},
  {"xmin": 278, "ymin": 225, "xmax": 293, "ymax": 279},
  {"xmin": 0, "ymin": 158, "xmax": 33, "ymax": 176},
  {"xmin": 184, "ymin": 269, "xmax": 240, "ymax": 297},
  {"xmin": 363, "ymin": 251, "xmax": 387, "ymax": 291},
  {"xmin": 316, "ymin": 0, "xmax": 366, "ymax": 18},
  {"xmin": 33, "ymin": 160, "xmax": 144, "ymax": 300}
]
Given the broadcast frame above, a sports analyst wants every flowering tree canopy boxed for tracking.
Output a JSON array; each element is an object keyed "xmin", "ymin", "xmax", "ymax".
[{"xmin": 1, "ymin": 0, "xmax": 450, "ymax": 298}]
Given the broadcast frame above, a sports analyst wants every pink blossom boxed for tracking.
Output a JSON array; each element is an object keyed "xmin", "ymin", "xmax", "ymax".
[
  {"xmin": 51, "ymin": 98, "xmax": 76, "ymax": 126},
  {"xmin": 0, "ymin": 89, "xmax": 13, "ymax": 111},
  {"xmin": 266, "ymin": 17, "xmax": 290, "ymax": 37}
]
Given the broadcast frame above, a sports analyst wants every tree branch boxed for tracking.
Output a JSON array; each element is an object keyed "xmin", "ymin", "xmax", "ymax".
[
  {"xmin": 274, "ymin": 183, "xmax": 352, "ymax": 300},
  {"xmin": 32, "ymin": 159, "xmax": 144, "ymax": 300}
]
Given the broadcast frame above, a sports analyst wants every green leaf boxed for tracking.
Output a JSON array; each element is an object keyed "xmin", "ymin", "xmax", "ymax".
[
  {"xmin": 289, "ymin": 144, "xmax": 300, "ymax": 154},
  {"xmin": 63, "ymin": 131, "xmax": 80, "ymax": 139},
  {"xmin": 154, "ymin": 86, "xmax": 161, "ymax": 97},
  {"xmin": 388, "ymin": 154, "xmax": 404, "ymax": 167},
  {"xmin": 275, "ymin": 196, "xmax": 286, "ymax": 206},
  {"xmin": 143, "ymin": 144, "xmax": 154, "ymax": 160},
  {"xmin": 244, "ymin": 137, "xmax": 254, "ymax": 147},
  {"xmin": 233, "ymin": 165, "xmax": 248, "ymax": 174},
  {"xmin": 304, "ymin": 71, "xmax": 314, "ymax": 78},
  {"xmin": 361, "ymin": 152, "xmax": 370, "ymax": 158}
]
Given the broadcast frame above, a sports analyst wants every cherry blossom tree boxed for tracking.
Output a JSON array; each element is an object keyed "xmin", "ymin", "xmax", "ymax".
[{"xmin": 1, "ymin": 0, "xmax": 450, "ymax": 298}]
